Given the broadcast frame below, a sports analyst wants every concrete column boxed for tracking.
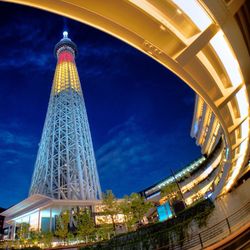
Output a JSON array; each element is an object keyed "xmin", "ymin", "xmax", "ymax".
[
  {"xmin": 49, "ymin": 208, "xmax": 52, "ymax": 232},
  {"xmin": 38, "ymin": 210, "xmax": 41, "ymax": 231},
  {"xmin": 8, "ymin": 225, "xmax": 11, "ymax": 240},
  {"xmin": 13, "ymin": 221, "xmax": 16, "ymax": 240}
]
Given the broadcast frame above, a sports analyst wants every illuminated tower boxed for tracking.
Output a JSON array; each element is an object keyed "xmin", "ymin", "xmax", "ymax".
[{"xmin": 29, "ymin": 31, "xmax": 102, "ymax": 200}]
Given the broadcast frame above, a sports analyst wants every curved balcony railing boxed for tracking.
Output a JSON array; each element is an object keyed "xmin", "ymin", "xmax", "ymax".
[{"xmin": 157, "ymin": 202, "xmax": 250, "ymax": 250}]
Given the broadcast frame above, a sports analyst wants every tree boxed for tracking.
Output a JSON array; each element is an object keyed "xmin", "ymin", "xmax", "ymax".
[
  {"xmin": 130, "ymin": 193, "xmax": 152, "ymax": 226},
  {"xmin": 119, "ymin": 195, "xmax": 134, "ymax": 232},
  {"xmin": 55, "ymin": 210, "xmax": 70, "ymax": 244},
  {"xmin": 29, "ymin": 230, "xmax": 41, "ymax": 246},
  {"xmin": 95, "ymin": 224, "xmax": 113, "ymax": 241},
  {"xmin": 161, "ymin": 182, "xmax": 180, "ymax": 200},
  {"xmin": 101, "ymin": 190, "xmax": 120, "ymax": 233},
  {"xmin": 16, "ymin": 222, "xmax": 30, "ymax": 246},
  {"xmin": 41, "ymin": 231, "xmax": 53, "ymax": 247},
  {"xmin": 67, "ymin": 231, "xmax": 75, "ymax": 244},
  {"xmin": 76, "ymin": 209, "xmax": 95, "ymax": 242}
]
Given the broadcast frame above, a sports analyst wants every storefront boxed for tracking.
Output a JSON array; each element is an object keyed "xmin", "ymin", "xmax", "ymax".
[{"xmin": 1, "ymin": 194, "xmax": 102, "ymax": 240}]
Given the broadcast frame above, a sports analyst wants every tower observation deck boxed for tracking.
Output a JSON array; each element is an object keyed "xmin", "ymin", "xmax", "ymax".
[{"xmin": 29, "ymin": 31, "xmax": 102, "ymax": 200}]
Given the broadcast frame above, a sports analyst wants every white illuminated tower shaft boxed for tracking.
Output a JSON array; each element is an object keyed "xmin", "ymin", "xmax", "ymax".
[{"xmin": 29, "ymin": 32, "xmax": 102, "ymax": 200}]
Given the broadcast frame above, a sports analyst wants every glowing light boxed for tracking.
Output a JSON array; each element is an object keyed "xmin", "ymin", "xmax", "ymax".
[
  {"xmin": 58, "ymin": 51, "xmax": 74, "ymax": 63},
  {"xmin": 225, "ymin": 145, "xmax": 248, "ymax": 191},
  {"xmin": 160, "ymin": 25, "xmax": 166, "ymax": 31},
  {"xmin": 181, "ymin": 153, "xmax": 222, "ymax": 193},
  {"xmin": 128, "ymin": 0, "xmax": 187, "ymax": 42},
  {"xmin": 226, "ymin": 162, "xmax": 241, "ymax": 190},
  {"xmin": 202, "ymin": 39, "xmax": 247, "ymax": 190},
  {"xmin": 54, "ymin": 61, "xmax": 80, "ymax": 94},
  {"xmin": 63, "ymin": 31, "xmax": 68, "ymax": 38},
  {"xmin": 172, "ymin": 0, "xmax": 212, "ymax": 31},
  {"xmin": 210, "ymin": 31, "xmax": 242, "ymax": 87},
  {"xmin": 185, "ymin": 181, "xmax": 213, "ymax": 205},
  {"xmin": 236, "ymin": 87, "xmax": 249, "ymax": 117},
  {"xmin": 125, "ymin": 0, "xmax": 249, "ymax": 196},
  {"xmin": 239, "ymin": 139, "xmax": 248, "ymax": 156},
  {"xmin": 241, "ymin": 119, "xmax": 249, "ymax": 139},
  {"xmin": 176, "ymin": 9, "xmax": 182, "ymax": 14}
]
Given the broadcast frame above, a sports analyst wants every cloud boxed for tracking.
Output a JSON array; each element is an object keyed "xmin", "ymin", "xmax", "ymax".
[
  {"xmin": 0, "ymin": 127, "xmax": 36, "ymax": 149},
  {"xmin": 0, "ymin": 13, "xmax": 138, "ymax": 78},
  {"xmin": 0, "ymin": 121, "xmax": 37, "ymax": 168},
  {"xmin": 0, "ymin": 50, "xmax": 52, "ymax": 69},
  {"xmin": 78, "ymin": 42, "xmax": 136, "ymax": 59},
  {"xmin": 0, "ymin": 122, "xmax": 37, "ymax": 207},
  {"xmin": 0, "ymin": 34, "xmax": 134, "ymax": 78},
  {"xmin": 76, "ymin": 42, "xmax": 138, "ymax": 78},
  {"xmin": 96, "ymin": 117, "xmax": 169, "ymax": 195},
  {"xmin": 0, "ymin": 22, "xmax": 53, "ymax": 71},
  {"xmin": 95, "ymin": 116, "xmax": 197, "ymax": 197}
]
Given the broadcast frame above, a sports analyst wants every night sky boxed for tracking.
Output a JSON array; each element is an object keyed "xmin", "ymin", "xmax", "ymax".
[{"xmin": 0, "ymin": 2, "xmax": 201, "ymax": 208}]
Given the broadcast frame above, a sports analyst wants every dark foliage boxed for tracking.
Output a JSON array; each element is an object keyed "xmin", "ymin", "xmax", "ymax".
[{"xmin": 80, "ymin": 199, "xmax": 215, "ymax": 249}]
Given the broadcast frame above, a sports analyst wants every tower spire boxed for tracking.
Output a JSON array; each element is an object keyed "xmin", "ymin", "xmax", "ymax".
[
  {"xmin": 29, "ymin": 34, "xmax": 102, "ymax": 200},
  {"xmin": 63, "ymin": 30, "xmax": 68, "ymax": 38}
]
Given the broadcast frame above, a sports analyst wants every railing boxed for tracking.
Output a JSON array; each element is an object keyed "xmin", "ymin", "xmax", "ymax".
[{"xmin": 157, "ymin": 201, "xmax": 250, "ymax": 250}]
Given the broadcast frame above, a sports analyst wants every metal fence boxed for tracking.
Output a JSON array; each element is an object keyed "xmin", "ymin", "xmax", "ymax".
[{"xmin": 158, "ymin": 201, "xmax": 250, "ymax": 250}]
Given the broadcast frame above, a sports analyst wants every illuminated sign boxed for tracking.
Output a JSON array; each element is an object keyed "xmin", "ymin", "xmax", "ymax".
[{"xmin": 157, "ymin": 202, "xmax": 173, "ymax": 222}]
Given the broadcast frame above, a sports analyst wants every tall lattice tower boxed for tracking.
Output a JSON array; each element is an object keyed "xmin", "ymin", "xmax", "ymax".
[{"xmin": 29, "ymin": 31, "xmax": 102, "ymax": 200}]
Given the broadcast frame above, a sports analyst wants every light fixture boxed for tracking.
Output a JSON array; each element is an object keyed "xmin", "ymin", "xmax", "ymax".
[
  {"xmin": 160, "ymin": 25, "xmax": 166, "ymax": 31},
  {"xmin": 236, "ymin": 87, "xmax": 249, "ymax": 117},
  {"xmin": 172, "ymin": 0, "xmax": 212, "ymax": 31},
  {"xmin": 210, "ymin": 31, "xmax": 242, "ymax": 87},
  {"xmin": 129, "ymin": 0, "xmax": 187, "ymax": 42},
  {"xmin": 176, "ymin": 9, "xmax": 182, "ymax": 14},
  {"xmin": 63, "ymin": 31, "xmax": 68, "ymax": 38},
  {"xmin": 225, "ymin": 148, "xmax": 247, "ymax": 191},
  {"xmin": 241, "ymin": 119, "xmax": 249, "ymax": 139},
  {"xmin": 239, "ymin": 139, "xmax": 248, "ymax": 156}
]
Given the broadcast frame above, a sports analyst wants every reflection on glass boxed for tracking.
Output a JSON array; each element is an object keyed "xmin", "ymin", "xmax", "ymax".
[
  {"xmin": 29, "ymin": 211, "xmax": 39, "ymax": 230},
  {"xmin": 51, "ymin": 207, "xmax": 61, "ymax": 232},
  {"xmin": 40, "ymin": 208, "xmax": 51, "ymax": 232}
]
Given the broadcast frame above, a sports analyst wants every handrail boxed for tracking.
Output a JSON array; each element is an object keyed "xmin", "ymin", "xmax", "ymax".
[{"xmin": 158, "ymin": 201, "xmax": 250, "ymax": 250}]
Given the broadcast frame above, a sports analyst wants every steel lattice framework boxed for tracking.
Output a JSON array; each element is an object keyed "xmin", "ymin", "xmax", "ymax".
[{"xmin": 29, "ymin": 32, "xmax": 102, "ymax": 200}]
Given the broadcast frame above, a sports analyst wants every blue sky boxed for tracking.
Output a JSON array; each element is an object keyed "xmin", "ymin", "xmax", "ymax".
[{"xmin": 0, "ymin": 2, "xmax": 201, "ymax": 208}]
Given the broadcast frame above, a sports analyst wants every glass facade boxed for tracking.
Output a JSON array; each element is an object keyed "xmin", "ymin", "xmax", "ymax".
[
  {"xmin": 40, "ymin": 208, "xmax": 51, "ymax": 232},
  {"xmin": 29, "ymin": 211, "xmax": 39, "ymax": 230},
  {"xmin": 11, "ymin": 206, "xmax": 66, "ymax": 234},
  {"xmin": 9, "ymin": 204, "xmax": 96, "ymax": 236}
]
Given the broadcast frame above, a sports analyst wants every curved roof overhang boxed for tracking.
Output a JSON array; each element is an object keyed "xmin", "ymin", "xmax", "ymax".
[
  {"xmin": 2, "ymin": 0, "xmax": 249, "ymax": 198},
  {"xmin": 1, "ymin": 194, "xmax": 102, "ymax": 220}
]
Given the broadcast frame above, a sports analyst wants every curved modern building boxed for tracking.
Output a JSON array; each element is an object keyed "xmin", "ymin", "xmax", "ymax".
[
  {"xmin": 1, "ymin": 0, "xmax": 250, "ymax": 246},
  {"xmin": 4, "ymin": 0, "xmax": 249, "ymax": 201}
]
